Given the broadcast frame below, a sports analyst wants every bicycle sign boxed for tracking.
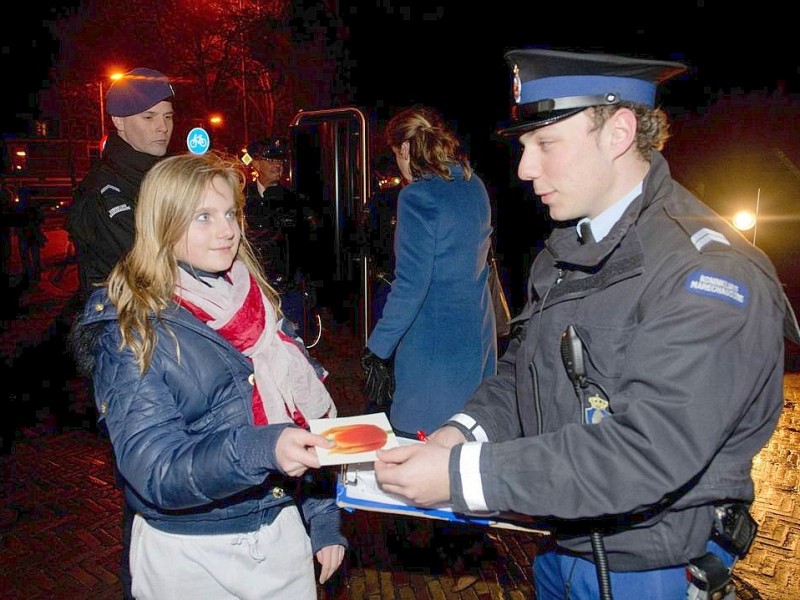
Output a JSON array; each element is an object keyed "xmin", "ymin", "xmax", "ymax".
[{"xmin": 186, "ymin": 127, "xmax": 210, "ymax": 155}]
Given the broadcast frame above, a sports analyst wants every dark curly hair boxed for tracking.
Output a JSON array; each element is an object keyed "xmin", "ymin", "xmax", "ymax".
[{"xmin": 589, "ymin": 103, "xmax": 671, "ymax": 161}]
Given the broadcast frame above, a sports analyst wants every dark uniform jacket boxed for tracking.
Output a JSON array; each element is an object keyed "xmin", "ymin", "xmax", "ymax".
[
  {"xmin": 66, "ymin": 133, "xmax": 161, "ymax": 299},
  {"xmin": 245, "ymin": 181, "xmax": 316, "ymax": 280},
  {"xmin": 447, "ymin": 152, "xmax": 799, "ymax": 570}
]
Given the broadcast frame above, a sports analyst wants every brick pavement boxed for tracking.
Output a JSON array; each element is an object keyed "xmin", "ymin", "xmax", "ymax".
[
  {"xmin": 735, "ymin": 375, "xmax": 800, "ymax": 600},
  {"xmin": 1, "ymin": 217, "xmax": 798, "ymax": 599}
]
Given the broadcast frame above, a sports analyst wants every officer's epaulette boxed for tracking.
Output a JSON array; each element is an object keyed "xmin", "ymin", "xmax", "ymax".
[
  {"xmin": 100, "ymin": 183, "xmax": 122, "ymax": 196},
  {"xmin": 688, "ymin": 227, "xmax": 731, "ymax": 252},
  {"xmin": 667, "ymin": 209, "xmax": 735, "ymax": 254}
]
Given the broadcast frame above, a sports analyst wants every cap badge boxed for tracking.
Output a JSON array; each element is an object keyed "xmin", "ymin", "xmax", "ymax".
[{"xmin": 512, "ymin": 64, "xmax": 521, "ymax": 105}]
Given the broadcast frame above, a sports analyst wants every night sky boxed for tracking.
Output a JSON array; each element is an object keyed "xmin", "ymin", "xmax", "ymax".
[
  {"xmin": 4, "ymin": 2, "xmax": 799, "ymax": 138},
  {"xmin": 339, "ymin": 3, "xmax": 799, "ymax": 117},
  {"xmin": 2, "ymin": 3, "xmax": 76, "ymax": 135}
]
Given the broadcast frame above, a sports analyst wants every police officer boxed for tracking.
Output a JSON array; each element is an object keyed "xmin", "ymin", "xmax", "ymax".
[
  {"xmin": 245, "ymin": 137, "xmax": 321, "ymax": 283},
  {"xmin": 68, "ymin": 68, "xmax": 175, "ymax": 301},
  {"xmin": 373, "ymin": 48, "xmax": 800, "ymax": 599},
  {"xmin": 66, "ymin": 67, "xmax": 175, "ymax": 600}
]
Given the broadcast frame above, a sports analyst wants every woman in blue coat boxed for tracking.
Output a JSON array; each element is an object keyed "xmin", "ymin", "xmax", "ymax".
[
  {"xmin": 362, "ymin": 106, "xmax": 498, "ymax": 587},
  {"xmin": 364, "ymin": 105, "xmax": 497, "ymax": 438}
]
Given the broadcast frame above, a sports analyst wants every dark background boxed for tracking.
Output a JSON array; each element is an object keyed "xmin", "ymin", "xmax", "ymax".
[
  {"xmin": 5, "ymin": 2, "xmax": 800, "ymax": 311},
  {"xmin": 5, "ymin": 3, "xmax": 799, "ymax": 137}
]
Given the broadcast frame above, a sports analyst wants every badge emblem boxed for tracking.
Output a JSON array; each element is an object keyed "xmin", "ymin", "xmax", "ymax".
[
  {"xmin": 585, "ymin": 395, "xmax": 611, "ymax": 424},
  {"xmin": 685, "ymin": 270, "xmax": 748, "ymax": 307},
  {"xmin": 512, "ymin": 64, "xmax": 521, "ymax": 105}
]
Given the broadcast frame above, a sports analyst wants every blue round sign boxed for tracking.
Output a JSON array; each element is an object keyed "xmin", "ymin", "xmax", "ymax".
[{"xmin": 186, "ymin": 127, "xmax": 210, "ymax": 155}]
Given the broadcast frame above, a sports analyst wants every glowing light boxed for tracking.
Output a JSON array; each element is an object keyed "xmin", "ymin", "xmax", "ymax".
[{"xmin": 732, "ymin": 210, "xmax": 757, "ymax": 231}]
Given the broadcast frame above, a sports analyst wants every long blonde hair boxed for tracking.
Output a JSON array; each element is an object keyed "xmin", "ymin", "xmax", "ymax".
[
  {"xmin": 106, "ymin": 151, "xmax": 281, "ymax": 374},
  {"xmin": 385, "ymin": 105, "xmax": 472, "ymax": 182}
]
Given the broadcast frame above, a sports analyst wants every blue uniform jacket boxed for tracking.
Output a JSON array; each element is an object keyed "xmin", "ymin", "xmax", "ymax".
[
  {"xmin": 367, "ymin": 164, "xmax": 497, "ymax": 433},
  {"xmin": 72, "ymin": 288, "xmax": 345, "ymax": 554}
]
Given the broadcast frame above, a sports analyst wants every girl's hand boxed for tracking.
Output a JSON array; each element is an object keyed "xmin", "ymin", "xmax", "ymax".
[
  {"xmin": 275, "ymin": 428, "xmax": 334, "ymax": 477},
  {"xmin": 316, "ymin": 544, "xmax": 346, "ymax": 583}
]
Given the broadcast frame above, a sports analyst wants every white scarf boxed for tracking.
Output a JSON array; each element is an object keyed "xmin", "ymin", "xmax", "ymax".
[{"xmin": 175, "ymin": 260, "xmax": 336, "ymax": 426}]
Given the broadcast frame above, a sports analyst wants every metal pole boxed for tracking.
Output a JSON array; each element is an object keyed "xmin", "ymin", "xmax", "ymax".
[
  {"xmin": 242, "ymin": 59, "xmax": 248, "ymax": 147},
  {"xmin": 753, "ymin": 188, "xmax": 761, "ymax": 246},
  {"xmin": 240, "ymin": 0, "xmax": 248, "ymax": 147},
  {"xmin": 99, "ymin": 81, "xmax": 105, "ymax": 139}
]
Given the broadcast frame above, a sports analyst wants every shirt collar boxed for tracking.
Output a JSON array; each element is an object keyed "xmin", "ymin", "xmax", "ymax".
[{"xmin": 576, "ymin": 180, "xmax": 643, "ymax": 243}]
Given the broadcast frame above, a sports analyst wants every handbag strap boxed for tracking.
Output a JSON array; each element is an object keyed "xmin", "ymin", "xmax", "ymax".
[{"xmin": 489, "ymin": 193, "xmax": 502, "ymax": 263}]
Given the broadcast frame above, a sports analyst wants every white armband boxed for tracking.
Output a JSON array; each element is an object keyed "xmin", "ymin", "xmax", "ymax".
[
  {"xmin": 459, "ymin": 441, "xmax": 488, "ymax": 512},
  {"xmin": 449, "ymin": 413, "xmax": 489, "ymax": 442}
]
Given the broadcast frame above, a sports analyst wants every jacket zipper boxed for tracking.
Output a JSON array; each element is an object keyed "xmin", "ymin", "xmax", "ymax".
[{"xmin": 528, "ymin": 268, "xmax": 565, "ymax": 435}]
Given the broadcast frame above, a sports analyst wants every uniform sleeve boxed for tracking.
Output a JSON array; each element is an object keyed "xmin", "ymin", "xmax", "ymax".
[
  {"xmin": 450, "ymin": 253, "xmax": 786, "ymax": 519},
  {"xmin": 90, "ymin": 188, "xmax": 137, "ymax": 268},
  {"xmin": 366, "ymin": 185, "xmax": 437, "ymax": 359},
  {"xmin": 68, "ymin": 183, "xmax": 137, "ymax": 289}
]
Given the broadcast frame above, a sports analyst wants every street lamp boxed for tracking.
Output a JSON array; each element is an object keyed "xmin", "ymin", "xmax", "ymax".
[
  {"xmin": 732, "ymin": 210, "xmax": 756, "ymax": 231},
  {"xmin": 731, "ymin": 188, "xmax": 761, "ymax": 245},
  {"xmin": 204, "ymin": 113, "xmax": 226, "ymax": 152}
]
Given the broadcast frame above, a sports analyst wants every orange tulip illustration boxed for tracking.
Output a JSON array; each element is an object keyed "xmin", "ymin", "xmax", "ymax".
[{"xmin": 321, "ymin": 423, "xmax": 390, "ymax": 454}]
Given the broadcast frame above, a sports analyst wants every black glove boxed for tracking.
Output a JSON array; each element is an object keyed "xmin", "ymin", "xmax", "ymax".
[{"xmin": 361, "ymin": 348, "xmax": 395, "ymax": 407}]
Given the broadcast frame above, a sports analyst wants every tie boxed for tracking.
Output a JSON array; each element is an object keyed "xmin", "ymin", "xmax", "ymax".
[{"xmin": 579, "ymin": 221, "xmax": 595, "ymax": 245}]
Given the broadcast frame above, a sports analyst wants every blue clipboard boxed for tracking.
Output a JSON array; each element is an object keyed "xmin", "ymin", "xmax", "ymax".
[{"xmin": 336, "ymin": 465, "xmax": 548, "ymax": 533}]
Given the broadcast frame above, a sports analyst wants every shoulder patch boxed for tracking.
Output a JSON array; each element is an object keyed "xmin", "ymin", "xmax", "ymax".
[
  {"xmin": 108, "ymin": 204, "xmax": 132, "ymax": 218},
  {"xmin": 690, "ymin": 227, "xmax": 730, "ymax": 251},
  {"xmin": 685, "ymin": 270, "xmax": 748, "ymax": 307},
  {"xmin": 100, "ymin": 184, "xmax": 122, "ymax": 195}
]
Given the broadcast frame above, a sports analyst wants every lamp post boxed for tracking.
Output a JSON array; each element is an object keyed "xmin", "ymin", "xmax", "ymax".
[
  {"xmin": 98, "ymin": 80, "xmax": 105, "ymax": 139},
  {"xmin": 240, "ymin": 0, "xmax": 249, "ymax": 147},
  {"xmin": 753, "ymin": 188, "xmax": 761, "ymax": 246},
  {"xmin": 96, "ymin": 72, "xmax": 124, "ymax": 140}
]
